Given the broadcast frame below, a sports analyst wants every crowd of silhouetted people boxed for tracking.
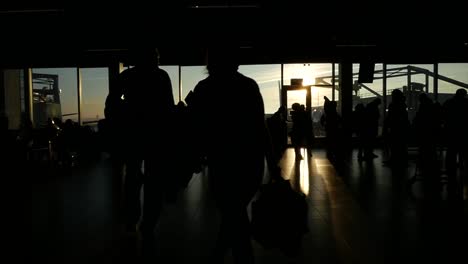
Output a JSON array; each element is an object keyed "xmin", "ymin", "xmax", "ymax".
[
  {"xmin": 102, "ymin": 46, "xmax": 466, "ymax": 262},
  {"xmin": 351, "ymin": 88, "xmax": 467, "ymax": 199},
  {"xmin": 100, "ymin": 46, "xmax": 467, "ymax": 262},
  {"xmin": 263, "ymin": 85, "xmax": 467, "ymax": 201},
  {"xmin": 6, "ymin": 45, "xmax": 465, "ymax": 263}
]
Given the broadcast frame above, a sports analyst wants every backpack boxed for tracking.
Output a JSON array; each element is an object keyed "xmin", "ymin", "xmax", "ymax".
[{"xmin": 250, "ymin": 177, "xmax": 308, "ymax": 256}]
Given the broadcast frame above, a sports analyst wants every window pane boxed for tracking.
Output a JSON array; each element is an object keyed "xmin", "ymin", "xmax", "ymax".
[
  {"xmin": 283, "ymin": 63, "xmax": 334, "ymax": 108},
  {"xmin": 239, "ymin": 64, "xmax": 281, "ymax": 114},
  {"xmin": 438, "ymin": 63, "xmax": 468, "ymax": 105},
  {"xmin": 386, "ymin": 64, "xmax": 434, "ymax": 121},
  {"xmin": 160, "ymin": 65, "xmax": 180, "ymax": 103},
  {"xmin": 32, "ymin": 68, "xmax": 78, "ymax": 127},
  {"xmin": 283, "ymin": 63, "xmax": 334, "ymax": 138},
  {"xmin": 81, "ymin": 68, "xmax": 108, "ymax": 126},
  {"xmin": 181, "ymin": 66, "xmax": 207, "ymax": 103},
  {"xmin": 352, "ymin": 63, "xmax": 384, "ymax": 103},
  {"xmin": 352, "ymin": 63, "xmax": 384, "ymax": 136}
]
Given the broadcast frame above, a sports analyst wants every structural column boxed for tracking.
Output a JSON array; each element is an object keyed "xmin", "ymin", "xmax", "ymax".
[
  {"xmin": 434, "ymin": 63, "xmax": 438, "ymax": 102},
  {"xmin": 77, "ymin": 68, "xmax": 82, "ymax": 125},
  {"xmin": 340, "ymin": 62, "xmax": 353, "ymax": 145},
  {"xmin": 24, "ymin": 68, "xmax": 33, "ymax": 125}
]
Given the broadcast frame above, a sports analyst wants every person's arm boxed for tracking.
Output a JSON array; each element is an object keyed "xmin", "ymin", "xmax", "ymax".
[
  {"xmin": 184, "ymin": 82, "xmax": 207, "ymax": 161},
  {"xmin": 162, "ymin": 70, "xmax": 175, "ymax": 107}
]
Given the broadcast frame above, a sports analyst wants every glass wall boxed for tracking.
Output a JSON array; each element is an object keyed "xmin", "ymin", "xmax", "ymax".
[
  {"xmin": 283, "ymin": 63, "xmax": 335, "ymax": 137},
  {"xmin": 351, "ymin": 63, "xmax": 385, "ymax": 135},
  {"xmin": 239, "ymin": 64, "xmax": 281, "ymax": 115},
  {"xmin": 386, "ymin": 64, "xmax": 434, "ymax": 122},
  {"xmin": 181, "ymin": 66, "xmax": 207, "ymax": 103},
  {"xmin": 179, "ymin": 64, "xmax": 282, "ymax": 114},
  {"xmin": 81, "ymin": 68, "xmax": 108, "ymax": 126},
  {"xmin": 438, "ymin": 63, "xmax": 468, "ymax": 105},
  {"xmin": 160, "ymin": 65, "xmax": 180, "ymax": 103},
  {"xmin": 352, "ymin": 63, "xmax": 384, "ymax": 106},
  {"xmin": 283, "ymin": 63, "xmax": 334, "ymax": 109},
  {"xmin": 31, "ymin": 68, "xmax": 78, "ymax": 128}
]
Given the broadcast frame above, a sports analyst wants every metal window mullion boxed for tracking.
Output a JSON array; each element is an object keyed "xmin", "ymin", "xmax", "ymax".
[{"xmin": 77, "ymin": 67, "xmax": 82, "ymax": 125}]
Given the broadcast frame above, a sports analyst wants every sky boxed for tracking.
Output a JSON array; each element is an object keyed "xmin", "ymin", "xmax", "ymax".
[{"xmin": 31, "ymin": 63, "xmax": 468, "ymax": 124}]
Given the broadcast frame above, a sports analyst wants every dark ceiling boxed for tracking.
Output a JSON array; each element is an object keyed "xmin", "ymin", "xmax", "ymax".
[{"xmin": 1, "ymin": 1, "xmax": 467, "ymax": 67}]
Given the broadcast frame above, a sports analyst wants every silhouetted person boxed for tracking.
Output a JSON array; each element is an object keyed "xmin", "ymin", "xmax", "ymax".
[
  {"xmin": 321, "ymin": 97, "xmax": 342, "ymax": 162},
  {"xmin": 432, "ymin": 101, "xmax": 444, "ymax": 146},
  {"xmin": 117, "ymin": 47, "xmax": 175, "ymax": 250},
  {"xmin": 166, "ymin": 101, "xmax": 201, "ymax": 202},
  {"xmin": 17, "ymin": 113, "xmax": 33, "ymax": 161},
  {"xmin": 303, "ymin": 105, "xmax": 314, "ymax": 157},
  {"xmin": 413, "ymin": 93, "xmax": 441, "ymax": 197},
  {"xmin": 442, "ymin": 88, "xmax": 468, "ymax": 197},
  {"xmin": 58, "ymin": 119, "xmax": 77, "ymax": 166},
  {"xmin": 45, "ymin": 118, "xmax": 60, "ymax": 161},
  {"xmin": 290, "ymin": 103, "xmax": 308, "ymax": 159},
  {"xmin": 352, "ymin": 103, "xmax": 366, "ymax": 160},
  {"xmin": 104, "ymin": 77, "xmax": 127, "ymax": 168},
  {"xmin": 266, "ymin": 105, "xmax": 288, "ymax": 165},
  {"xmin": 186, "ymin": 44, "xmax": 276, "ymax": 264},
  {"xmin": 363, "ymin": 98, "xmax": 381, "ymax": 160},
  {"xmin": 312, "ymin": 108, "xmax": 323, "ymax": 137},
  {"xmin": 383, "ymin": 89, "xmax": 410, "ymax": 167},
  {"xmin": 104, "ymin": 72, "xmax": 138, "ymax": 225}
]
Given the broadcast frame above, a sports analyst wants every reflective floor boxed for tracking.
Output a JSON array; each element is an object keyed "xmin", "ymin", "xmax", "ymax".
[{"xmin": 30, "ymin": 148, "xmax": 468, "ymax": 264}]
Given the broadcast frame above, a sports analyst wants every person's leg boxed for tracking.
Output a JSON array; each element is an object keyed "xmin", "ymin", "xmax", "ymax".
[
  {"xmin": 445, "ymin": 147, "xmax": 459, "ymax": 199},
  {"xmin": 358, "ymin": 134, "xmax": 364, "ymax": 160},
  {"xmin": 231, "ymin": 207, "xmax": 254, "ymax": 264},
  {"xmin": 212, "ymin": 206, "xmax": 232, "ymax": 263},
  {"xmin": 294, "ymin": 145, "xmax": 303, "ymax": 160},
  {"xmin": 140, "ymin": 160, "xmax": 164, "ymax": 237},
  {"xmin": 213, "ymin": 203, "xmax": 254, "ymax": 264},
  {"xmin": 366, "ymin": 135, "xmax": 378, "ymax": 159},
  {"xmin": 138, "ymin": 159, "xmax": 165, "ymax": 259},
  {"xmin": 211, "ymin": 163, "xmax": 262, "ymax": 264},
  {"xmin": 124, "ymin": 158, "xmax": 143, "ymax": 232},
  {"xmin": 292, "ymin": 134, "xmax": 303, "ymax": 160}
]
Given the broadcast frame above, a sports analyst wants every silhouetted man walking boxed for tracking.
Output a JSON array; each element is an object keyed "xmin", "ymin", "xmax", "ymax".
[
  {"xmin": 187, "ymin": 44, "xmax": 275, "ymax": 264},
  {"xmin": 117, "ymin": 47, "xmax": 175, "ymax": 251}
]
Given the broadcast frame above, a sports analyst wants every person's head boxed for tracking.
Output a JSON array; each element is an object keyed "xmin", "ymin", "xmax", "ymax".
[
  {"xmin": 391, "ymin": 89, "xmax": 405, "ymax": 102},
  {"xmin": 129, "ymin": 47, "xmax": 160, "ymax": 67},
  {"xmin": 292, "ymin": 102, "xmax": 301, "ymax": 111},
  {"xmin": 206, "ymin": 44, "xmax": 239, "ymax": 75},
  {"xmin": 455, "ymin": 88, "xmax": 467, "ymax": 98}
]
